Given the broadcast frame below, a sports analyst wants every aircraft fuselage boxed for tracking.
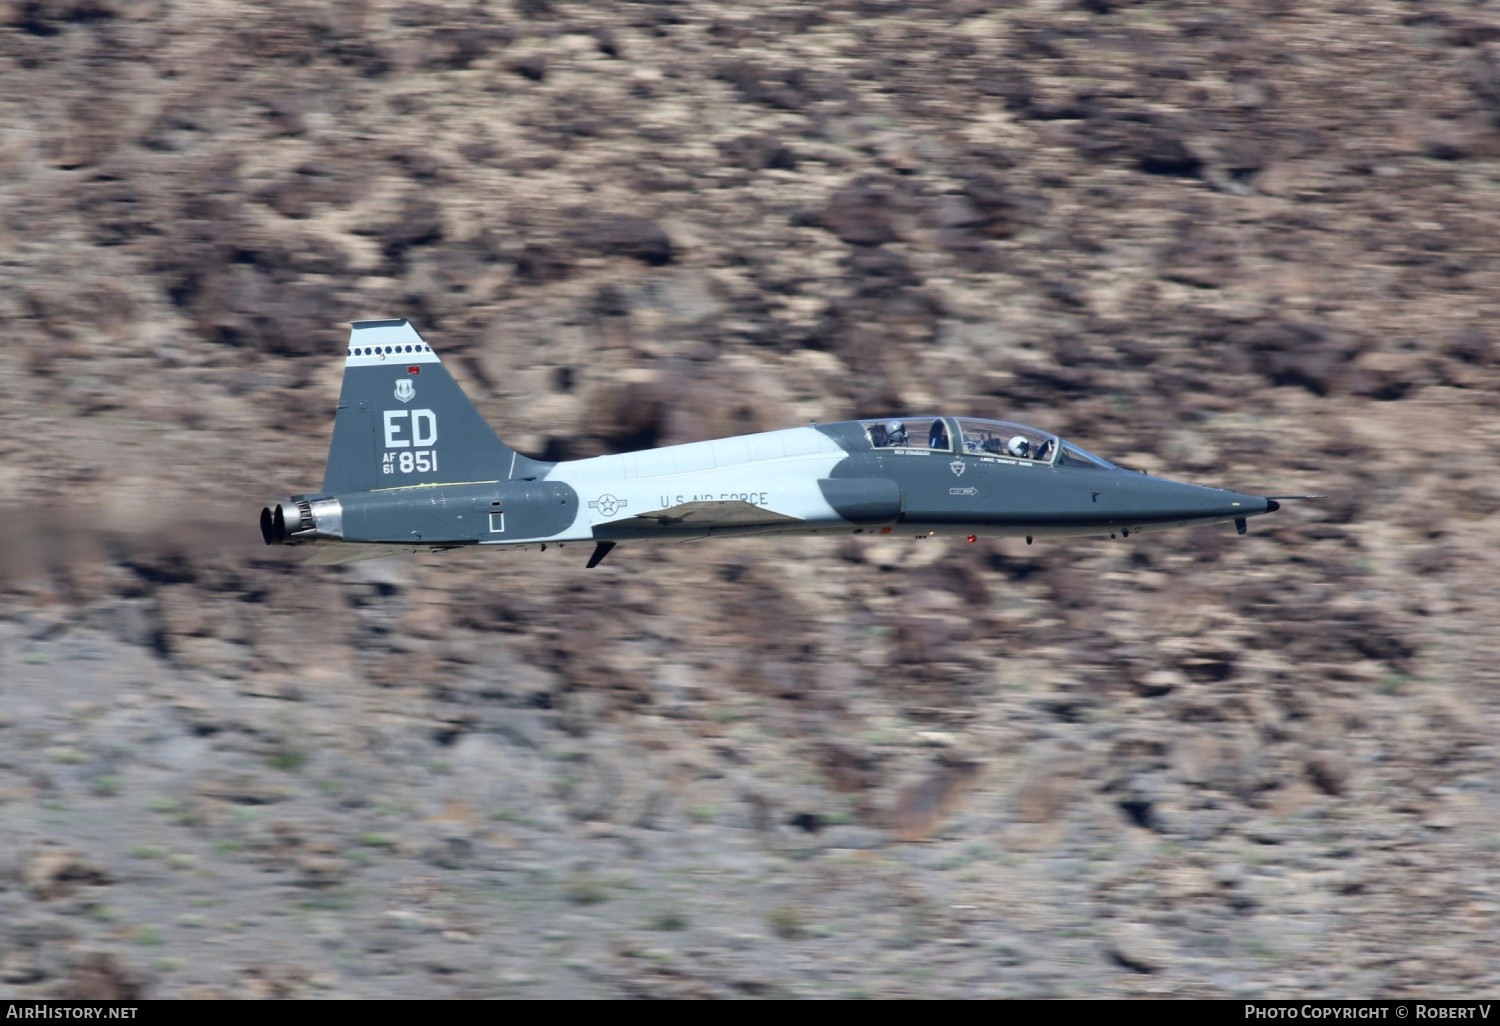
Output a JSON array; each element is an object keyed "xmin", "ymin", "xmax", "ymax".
[
  {"xmin": 259, "ymin": 320, "xmax": 1280, "ymax": 565},
  {"xmin": 271, "ymin": 422, "xmax": 1275, "ymax": 555}
]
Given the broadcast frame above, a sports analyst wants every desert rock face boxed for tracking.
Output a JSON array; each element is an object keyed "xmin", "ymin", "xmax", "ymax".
[{"xmin": 2, "ymin": 0, "xmax": 1499, "ymax": 998}]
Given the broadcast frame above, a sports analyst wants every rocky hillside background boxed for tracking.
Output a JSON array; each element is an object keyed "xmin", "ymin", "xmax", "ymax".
[{"xmin": 3, "ymin": 0, "xmax": 1500, "ymax": 998}]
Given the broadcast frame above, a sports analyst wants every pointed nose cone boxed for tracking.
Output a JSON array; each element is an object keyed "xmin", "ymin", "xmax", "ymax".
[
  {"xmin": 1115, "ymin": 474, "xmax": 1275, "ymax": 525},
  {"xmin": 1214, "ymin": 489, "xmax": 1276, "ymax": 517}
]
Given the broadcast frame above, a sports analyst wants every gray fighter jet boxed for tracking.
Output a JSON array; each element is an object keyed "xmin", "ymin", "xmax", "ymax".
[{"xmin": 261, "ymin": 320, "xmax": 1296, "ymax": 567}]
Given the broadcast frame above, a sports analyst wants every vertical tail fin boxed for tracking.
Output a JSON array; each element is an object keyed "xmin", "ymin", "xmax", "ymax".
[{"xmin": 321, "ymin": 320, "xmax": 546, "ymax": 493}]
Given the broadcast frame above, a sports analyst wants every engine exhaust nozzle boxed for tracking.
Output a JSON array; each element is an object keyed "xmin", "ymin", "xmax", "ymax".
[{"xmin": 260, "ymin": 498, "xmax": 344, "ymax": 545}]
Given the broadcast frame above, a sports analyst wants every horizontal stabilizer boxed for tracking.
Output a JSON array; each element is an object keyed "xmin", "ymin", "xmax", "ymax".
[
  {"xmin": 634, "ymin": 500, "xmax": 803, "ymax": 528},
  {"xmin": 302, "ymin": 544, "xmax": 417, "ymax": 566}
]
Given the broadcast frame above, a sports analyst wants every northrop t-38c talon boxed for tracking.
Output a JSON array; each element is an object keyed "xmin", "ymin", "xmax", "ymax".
[{"xmin": 261, "ymin": 319, "xmax": 1304, "ymax": 568}]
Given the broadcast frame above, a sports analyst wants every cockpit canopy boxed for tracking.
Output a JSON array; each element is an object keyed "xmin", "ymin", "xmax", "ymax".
[
  {"xmin": 952, "ymin": 418, "xmax": 1054, "ymax": 461},
  {"xmin": 866, "ymin": 417, "xmax": 953, "ymax": 451},
  {"xmin": 861, "ymin": 417, "xmax": 1115, "ymax": 469}
]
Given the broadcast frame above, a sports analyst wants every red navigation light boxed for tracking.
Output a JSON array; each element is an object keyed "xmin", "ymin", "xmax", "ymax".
[
  {"xmin": 408, "ymin": 366, "xmax": 419, "ymax": 374},
  {"xmin": 968, "ymin": 534, "xmax": 976, "ymax": 543}
]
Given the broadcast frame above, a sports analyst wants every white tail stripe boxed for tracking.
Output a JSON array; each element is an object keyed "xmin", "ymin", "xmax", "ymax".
[{"xmin": 345, "ymin": 319, "xmax": 443, "ymax": 367}]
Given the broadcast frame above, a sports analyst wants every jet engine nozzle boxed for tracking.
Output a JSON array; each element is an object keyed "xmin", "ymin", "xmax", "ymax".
[{"xmin": 260, "ymin": 498, "xmax": 344, "ymax": 545}]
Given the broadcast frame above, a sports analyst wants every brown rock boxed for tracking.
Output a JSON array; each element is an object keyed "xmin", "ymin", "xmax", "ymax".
[
  {"xmin": 508, "ymin": 54, "xmax": 546, "ymax": 82},
  {"xmin": 1010, "ymin": 769, "xmax": 1077, "ymax": 824},
  {"xmin": 818, "ymin": 742, "xmax": 879, "ymax": 793},
  {"xmin": 959, "ymin": 172, "xmax": 1043, "ymax": 239},
  {"xmin": 1105, "ymin": 922, "xmax": 1172, "ymax": 974},
  {"xmin": 22, "ymin": 849, "xmax": 110, "ymax": 900},
  {"xmin": 891, "ymin": 754, "xmax": 982, "ymax": 841},
  {"xmin": 1305, "ymin": 753, "xmax": 1349, "ymax": 797},
  {"xmin": 574, "ymin": 217, "xmax": 674, "ymax": 267},
  {"xmin": 193, "ymin": 773, "xmax": 289, "ymax": 806},
  {"xmin": 793, "ymin": 181, "xmax": 902, "ymax": 247},
  {"xmin": 0, "ymin": 946, "xmax": 44, "ymax": 985},
  {"xmin": 1340, "ymin": 352, "xmax": 1432, "ymax": 401},
  {"xmin": 717, "ymin": 134, "xmax": 798, "ymax": 171},
  {"xmin": 1448, "ymin": 328, "xmax": 1495, "ymax": 366},
  {"xmin": 56, "ymin": 952, "xmax": 142, "ymax": 1001},
  {"xmin": 240, "ymin": 965, "xmax": 311, "ymax": 1000},
  {"xmin": 1133, "ymin": 668, "xmax": 1183, "ymax": 698},
  {"xmin": 514, "ymin": 243, "xmax": 575, "ymax": 285},
  {"xmin": 294, "ymin": 856, "xmax": 350, "ymax": 889}
]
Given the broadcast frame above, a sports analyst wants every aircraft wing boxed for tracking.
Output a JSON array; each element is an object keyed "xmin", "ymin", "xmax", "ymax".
[{"xmin": 632, "ymin": 500, "xmax": 803, "ymax": 528}]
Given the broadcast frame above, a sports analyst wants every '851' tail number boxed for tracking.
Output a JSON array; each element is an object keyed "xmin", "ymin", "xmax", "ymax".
[{"xmin": 383, "ymin": 450, "xmax": 437, "ymax": 475}]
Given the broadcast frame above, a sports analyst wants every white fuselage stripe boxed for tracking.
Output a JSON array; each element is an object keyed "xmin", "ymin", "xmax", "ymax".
[{"xmin": 499, "ymin": 427, "xmax": 848, "ymax": 543}]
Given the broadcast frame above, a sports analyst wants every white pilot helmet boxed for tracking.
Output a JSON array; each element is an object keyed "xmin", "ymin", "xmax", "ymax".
[
  {"xmin": 886, "ymin": 419, "xmax": 907, "ymax": 439},
  {"xmin": 1007, "ymin": 435, "xmax": 1031, "ymax": 458}
]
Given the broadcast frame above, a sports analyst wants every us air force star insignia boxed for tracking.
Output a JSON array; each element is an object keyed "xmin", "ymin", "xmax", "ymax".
[
  {"xmin": 589, "ymin": 494, "xmax": 626, "ymax": 517},
  {"xmin": 950, "ymin": 460, "xmax": 965, "ymax": 477},
  {"xmin": 394, "ymin": 379, "xmax": 415, "ymax": 403}
]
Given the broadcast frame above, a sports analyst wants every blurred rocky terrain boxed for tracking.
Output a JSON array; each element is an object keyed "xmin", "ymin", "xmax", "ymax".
[{"xmin": 3, "ymin": 0, "xmax": 1500, "ymax": 999}]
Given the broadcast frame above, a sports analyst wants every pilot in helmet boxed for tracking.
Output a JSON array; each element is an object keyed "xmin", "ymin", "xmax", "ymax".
[
  {"xmin": 886, "ymin": 420, "xmax": 908, "ymax": 445},
  {"xmin": 1007, "ymin": 435, "xmax": 1031, "ymax": 459}
]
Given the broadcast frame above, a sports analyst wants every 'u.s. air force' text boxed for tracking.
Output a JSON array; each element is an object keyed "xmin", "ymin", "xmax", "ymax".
[{"xmin": 660, "ymin": 492, "xmax": 770, "ymax": 506}]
